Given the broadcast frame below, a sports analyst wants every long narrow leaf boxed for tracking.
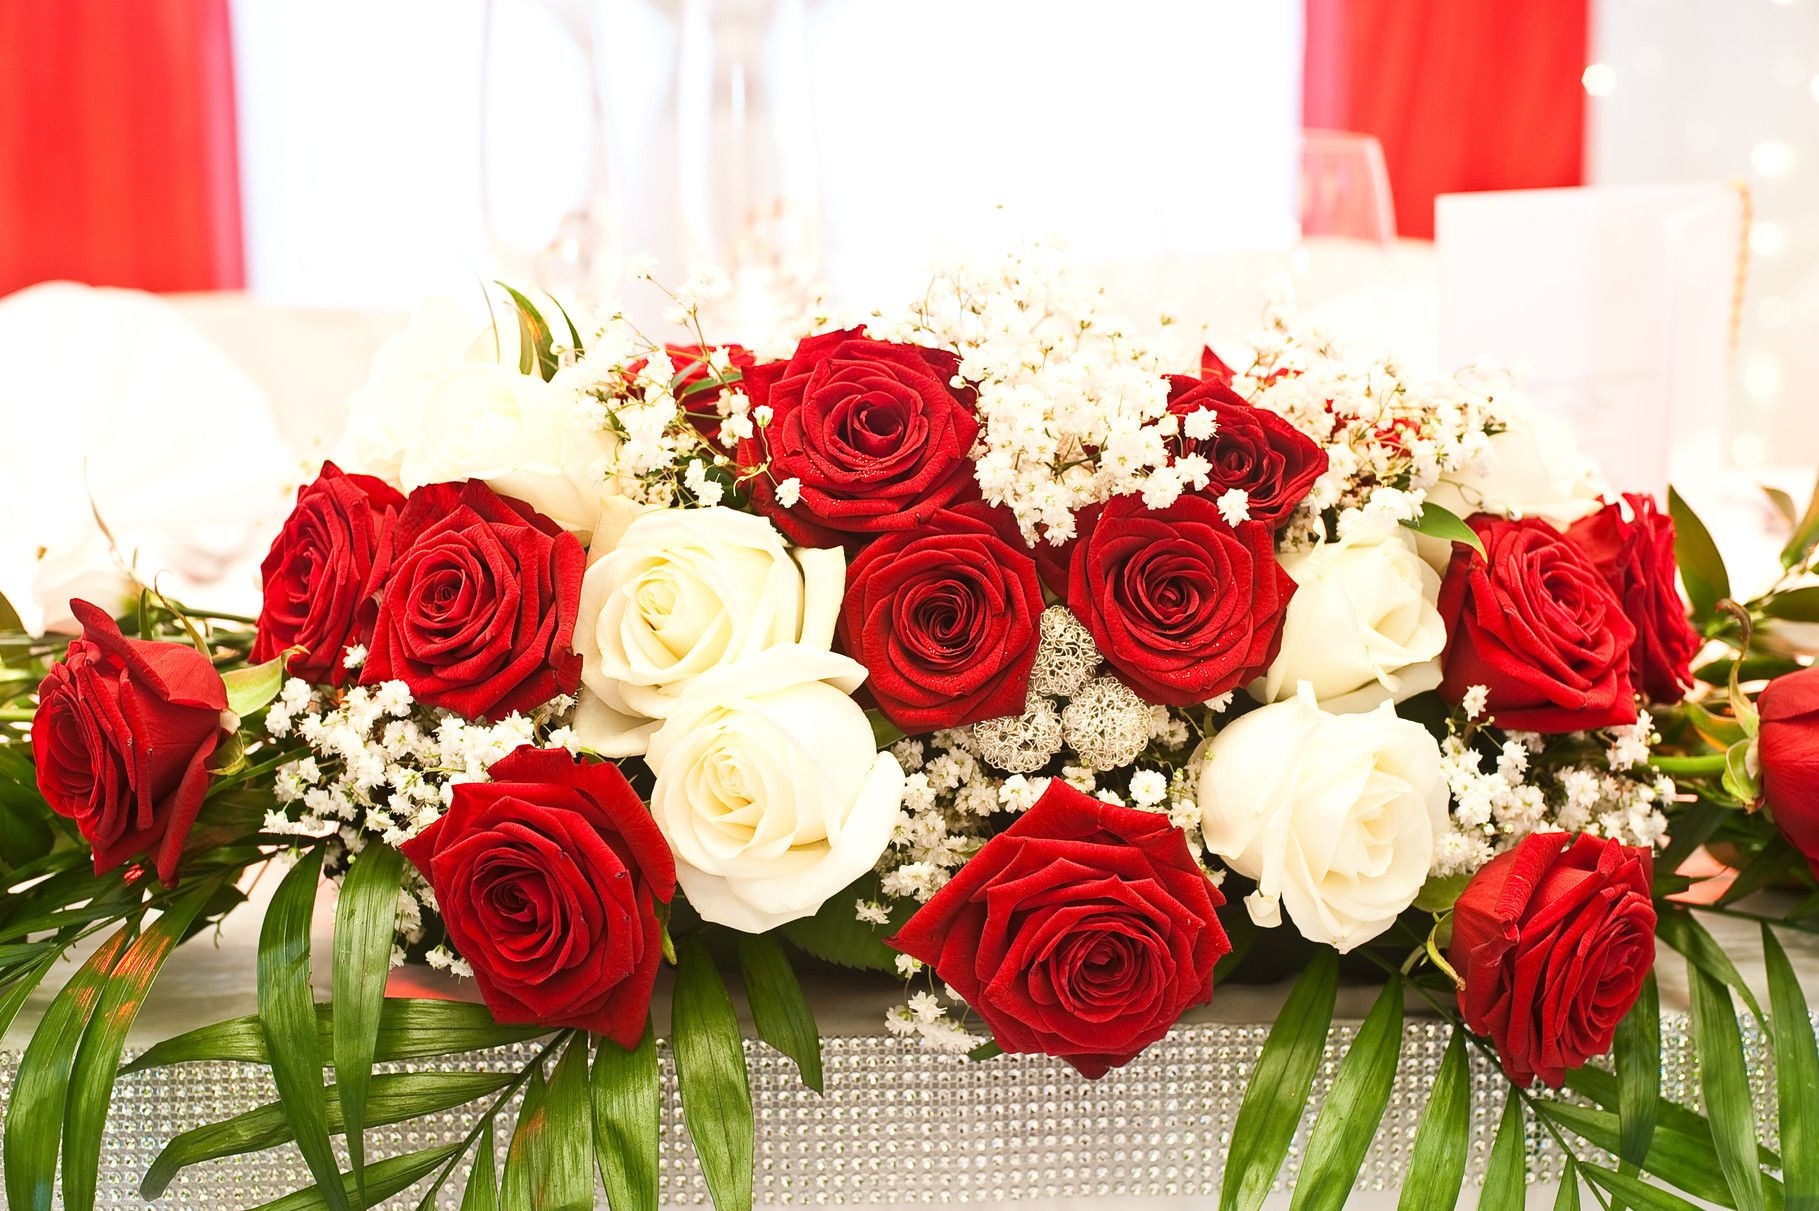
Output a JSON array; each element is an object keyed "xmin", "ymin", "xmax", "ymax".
[
  {"xmin": 1395, "ymin": 1027, "xmax": 1470, "ymax": 1211},
  {"xmin": 1563, "ymin": 1067, "xmax": 1782, "ymax": 1171},
  {"xmin": 141, "ymin": 1070, "xmax": 513, "ymax": 1199},
  {"xmin": 736, "ymin": 933, "xmax": 823, "ymax": 1092},
  {"xmin": 258, "ymin": 850, "xmax": 348, "ymax": 1211},
  {"xmin": 592, "ymin": 1021, "xmax": 658, "ymax": 1211},
  {"xmin": 1582, "ymin": 1163, "xmax": 1711, "ymax": 1211},
  {"xmin": 0, "ymin": 950, "xmax": 55, "ymax": 1040},
  {"xmin": 249, "ymin": 1143, "xmax": 465, "ymax": 1211},
  {"xmin": 62, "ymin": 882, "xmax": 215, "ymax": 1211},
  {"xmin": 531, "ymin": 1036, "xmax": 592, "ymax": 1210},
  {"xmin": 499, "ymin": 1066, "xmax": 547, "ymax": 1209},
  {"xmin": 1668, "ymin": 484, "xmax": 1730, "ymax": 620},
  {"xmin": 1539, "ymin": 1101, "xmax": 1777, "ymax": 1207},
  {"xmin": 2, "ymin": 926, "xmax": 130, "ymax": 1211},
  {"xmin": 1478, "ymin": 1092, "xmax": 1526, "ymax": 1211},
  {"xmin": 1287, "ymin": 977, "xmax": 1404, "ymax": 1211},
  {"xmin": 125, "ymin": 997, "xmax": 548, "ymax": 1073},
  {"xmin": 461, "ymin": 1123, "xmax": 498, "ymax": 1211},
  {"xmin": 1763, "ymin": 925, "xmax": 1819, "ymax": 1211},
  {"xmin": 1219, "ymin": 949, "xmax": 1339, "ymax": 1211},
  {"xmin": 332, "ymin": 843, "xmax": 403, "ymax": 1203},
  {"xmin": 1655, "ymin": 910, "xmax": 1764, "ymax": 1023},
  {"xmin": 1556, "ymin": 1157, "xmax": 1581, "ymax": 1211},
  {"xmin": 1614, "ymin": 971, "xmax": 1661, "ymax": 1179},
  {"xmin": 673, "ymin": 936, "xmax": 754, "ymax": 1211},
  {"xmin": 1686, "ymin": 958, "xmax": 1765, "ymax": 1211}
]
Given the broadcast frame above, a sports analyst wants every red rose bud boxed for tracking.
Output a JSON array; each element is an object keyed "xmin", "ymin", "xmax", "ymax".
[
  {"xmin": 363, "ymin": 480, "xmax": 584, "ymax": 719},
  {"xmin": 1060, "ymin": 493, "xmax": 1293, "ymax": 706},
  {"xmin": 400, "ymin": 746, "xmax": 675, "ymax": 1046},
  {"xmin": 838, "ymin": 503, "xmax": 1044, "ymax": 732},
  {"xmin": 1164, "ymin": 373, "xmax": 1328, "ymax": 528},
  {"xmin": 889, "ymin": 780, "xmax": 1230, "ymax": 1078},
  {"xmin": 735, "ymin": 329, "xmax": 981, "ymax": 548},
  {"xmin": 1564, "ymin": 494, "xmax": 1700, "ymax": 703},
  {"xmin": 253, "ymin": 461, "xmax": 404, "ymax": 685},
  {"xmin": 1450, "ymin": 832, "xmax": 1655, "ymax": 1088},
  {"xmin": 1437, "ymin": 514, "xmax": 1639, "ymax": 732},
  {"xmin": 1758, "ymin": 665, "xmax": 1819, "ymax": 877},
  {"xmin": 31, "ymin": 600, "xmax": 230, "ymax": 886}
]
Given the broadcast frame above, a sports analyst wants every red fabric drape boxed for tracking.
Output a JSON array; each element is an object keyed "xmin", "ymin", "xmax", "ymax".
[
  {"xmin": 1303, "ymin": 0, "xmax": 1589, "ymax": 239},
  {"xmin": 0, "ymin": 0, "xmax": 244, "ymax": 295}
]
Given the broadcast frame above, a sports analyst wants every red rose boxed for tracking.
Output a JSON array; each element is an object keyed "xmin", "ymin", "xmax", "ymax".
[
  {"xmin": 838, "ymin": 503, "xmax": 1043, "ymax": 731},
  {"xmin": 1437, "ymin": 514, "xmax": 1638, "ymax": 732},
  {"xmin": 1564, "ymin": 494, "xmax": 1700, "ymax": 703},
  {"xmin": 1450, "ymin": 832, "xmax": 1655, "ymax": 1088},
  {"xmin": 252, "ymin": 461, "xmax": 404, "ymax": 685},
  {"xmin": 401, "ymin": 746, "xmax": 675, "ymax": 1045},
  {"xmin": 735, "ymin": 328, "xmax": 980, "ymax": 547},
  {"xmin": 1165, "ymin": 373, "xmax": 1327, "ymax": 528},
  {"xmin": 890, "ymin": 780, "xmax": 1229, "ymax": 1077},
  {"xmin": 1758, "ymin": 665, "xmax": 1819, "ymax": 877},
  {"xmin": 1058, "ymin": 492, "xmax": 1293, "ymax": 706},
  {"xmin": 363, "ymin": 480, "xmax": 584, "ymax": 719},
  {"xmin": 31, "ymin": 600, "xmax": 229, "ymax": 885}
]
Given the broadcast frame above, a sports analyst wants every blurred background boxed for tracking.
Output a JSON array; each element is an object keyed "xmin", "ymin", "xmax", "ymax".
[{"xmin": 0, "ymin": 0, "xmax": 1813, "ymax": 622}]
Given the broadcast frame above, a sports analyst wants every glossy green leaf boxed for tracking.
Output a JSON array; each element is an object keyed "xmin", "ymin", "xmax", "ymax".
[
  {"xmin": 672, "ymin": 937, "xmax": 753, "ymax": 1211},
  {"xmin": 258, "ymin": 850, "xmax": 348, "ymax": 1211},
  {"xmin": 736, "ymin": 933, "xmax": 823, "ymax": 1092},
  {"xmin": 967, "ymin": 1039, "xmax": 1003, "ymax": 1062},
  {"xmin": 1287, "ymin": 975, "xmax": 1402, "ymax": 1211},
  {"xmin": 222, "ymin": 651, "xmax": 290, "ymax": 718},
  {"xmin": 1763, "ymin": 585, "xmax": 1819, "ymax": 622},
  {"xmin": 1718, "ymin": 841, "xmax": 1802, "ymax": 907},
  {"xmin": 499, "ymin": 1065, "xmax": 545, "ymax": 1210},
  {"xmin": 592, "ymin": 1021, "xmax": 658, "ymax": 1211},
  {"xmin": 1763, "ymin": 925, "xmax": 1819, "ymax": 1211},
  {"xmin": 1686, "ymin": 958, "xmax": 1765, "ymax": 1211},
  {"xmin": 0, "ymin": 950, "xmax": 55, "ymax": 1041},
  {"xmin": 1478, "ymin": 1092, "xmax": 1526, "ymax": 1211},
  {"xmin": 1582, "ymin": 1162, "xmax": 1713, "ymax": 1211},
  {"xmin": 141, "ymin": 1070, "xmax": 512, "ymax": 1199},
  {"xmin": 1220, "ymin": 949, "xmax": 1339, "ymax": 1211},
  {"xmin": 124, "ymin": 997, "xmax": 548, "ymax": 1074},
  {"xmin": 1555, "ymin": 1157, "xmax": 1582, "ymax": 1211},
  {"xmin": 1394, "ymin": 1027, "xmax": 1470, "ymax": 1211},
  {"xmin": 1614, "ymin": 971, "xmax": 1660, "ymax": 1179},
  {"xmin": 331, "ymin": 843, "xmax": 403, "ymax": 1203},
  {"xmin": 63, "ymin": 883, "xmax": 214, "ymax": 1211},
  {"xmin": 1780, "ymin": 470, "xmax": 1819, "ymax": 569},
  {"xmin": 2, "ymin": 927, "xmax": 130, "ymax": 1211},
  {"xmin": 460, "ymin": 1123, "xmax": 498, "ymax": 1211},
  {"xmin": 1403, "ymin": 500, "xmax": 1485, "ymax": 559},
  {"xmin": 779, "ymin": 872, "xmax": 910, "ymax": 972},
  {"xmin": 249, "ymin": 1143, "xmax": 465, "ymax": 1211},
  {"xmin": 1563, "ymin": 1066, "xmax": 1782, "ymax": 1171},
  {"xmin": 1669, "ymin": 485, "xmax": 1731, "ymax": 621},
  {"xmin": 1655, "ymin": 909, "xmax": 1764, "ymax": 1023},
  {"xmin": 1411, "ymin": 872, "xmax": 1471, "ymax": 914},
  {"xmin": 529, "ymin": 1037, "xmax": 592, "ymax": 1210},
  {"xmin": 1540, "ymin": 1101, "xmax": 1776, "ymax": 1207},
  {"xmin": 498, "ymin": 283, "xmax": 559, "ymax": 381}
]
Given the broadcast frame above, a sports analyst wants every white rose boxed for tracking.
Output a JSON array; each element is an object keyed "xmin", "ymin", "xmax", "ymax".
[
  {"xmin": 1248, "ymin": 520, "xmax": 1445, "ymax": 713},
  {"xmin": 1419, "ymin": 398, "xmax": 1605, "ymax": 568},
  {"xmin": 1196, "ymin": 691, "xmax": 1446, "ymax": 951},
  {"xmin": 572, "ymin": 504, "xmax": 845, "ymax": 757},
  {"xmin": 398, "ymin": 364, "xmax": 618, "ymax": 541},
  {"xmin": 336, "ymin": 297, "xmax": 515, "ymax": 483},
  {"xmin": 645, "ymin": 646, "xmax": 905, "ymax": 932}
]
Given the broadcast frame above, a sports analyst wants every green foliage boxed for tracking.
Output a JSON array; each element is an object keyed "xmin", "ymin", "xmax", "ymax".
[
  {"xmin": 1287, "ymin": 977, "xmax": 1404, "ymax": 1211},
  {"xmin": 498, "ymin": 284, "xmax": 561, "ymax": 381},
  {"xmin": 330, "ymin": 843, "xmax": 404, "ymax": 1202},
  {"xmin": 592, "ymin": 1022, "xmax": 659, "ymax": 1211},
  {"xmin": 1614, "ymin": 971, "xmax": 1661, "ymax": 1182},
  {"xmin": 779, "ymin": 872, "xmax": 912, "ymax": 972},
  {"xmin": 1394, "ymin": 1027, "xmax": 1470, "ymax": 1211},
  {"xmin": 1668, "ymin": 485, "xmax": 1731, "ymax": 623},
  {"xmin": 1655, "ymin": 909, "xmax": 1764, "ymax": 1023},
  {"xmin": 672, "ymin": 936, "xmax": 754, "ymax": 1211},
  {"xmin": 248, "ymin": 1144, "xmax": 466, "ymax": 1211},
  {"xmin": 1762, "ymin": 926, "xmax": 1819, "ymax": 1211},
  {"xmin": 736, "ymin": 933, "xmax": 824, "ymax": 1092},
  {"xmin": 1402, "ymin": 500, "xmax": 1485, "ymax": 558},
  {"xmin": 222, "ymin": 651, "xmax": 290, "ymax": 719},
  {"xmin": 1686, "ymin": 957, "xmax": 1765, "ymax": 1211},
  {"xmin": 1478, "ymin": 1092, "xmax": 1526, "ymax": 1211},
  {"xmin": 1219, "ymin": 949, "xmax": 1339, "ymax": 1211}
]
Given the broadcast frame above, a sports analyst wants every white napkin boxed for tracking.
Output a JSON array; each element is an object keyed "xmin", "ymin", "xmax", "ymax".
[{"xmin": 0, "ymin": 283, "xmax": 295, "ymax": 635}]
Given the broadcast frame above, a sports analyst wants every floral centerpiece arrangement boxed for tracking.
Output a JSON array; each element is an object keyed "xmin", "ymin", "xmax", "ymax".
[{"xmin": 2, "ymin": 248, "xmax": 1817, "ymax": 1211}]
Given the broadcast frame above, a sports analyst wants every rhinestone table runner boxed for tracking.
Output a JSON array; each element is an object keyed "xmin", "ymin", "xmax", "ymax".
[{"xmin": 0, "ymin": 1012, "xmax": 1780, "ymax": 1208}]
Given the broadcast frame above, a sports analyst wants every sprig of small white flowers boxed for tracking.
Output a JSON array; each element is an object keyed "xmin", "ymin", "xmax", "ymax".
[
  {"xmin": 883, "ymin": 988, "xmax": 986, "ymax": 1055},
  {"xmin": 1431, "ymin": 689, "xmax": 1672, "ymax": 877}
]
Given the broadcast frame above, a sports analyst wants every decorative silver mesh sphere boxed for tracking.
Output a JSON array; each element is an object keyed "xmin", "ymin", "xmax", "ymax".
[
  {"xmin": 1061, "ymin": 676, "xmax": 1150, "ymax": 771},
  {"xmin": 1027, "ymin": 605, "xmax": 1101, "ymax": 698},
  {"xmin": 969, "ymin": 696, "xmax": 1065, "ymax": 773}
]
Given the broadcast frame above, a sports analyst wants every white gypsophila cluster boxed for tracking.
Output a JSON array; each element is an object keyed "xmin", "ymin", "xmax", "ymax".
[
  {"xmin": 864, "ymin": 244, "xmax": 1208, "ymax": 545},
  {"xmin": 1430, "ymin": 691, "xmax": 1672, "ymax": 878},
  {"xmin": 877, "ymin": 731, "xmax": 1000, "ymax": 905},
  {"xmin": 264, "ymin": 676, "xmax": 578, "ymax": 956},
  {"xmin": 884, "ymin": 989, "xmax": 986, "ymax": 1055},
  {"xmin": 1232, "ymin": 293, "xmax": 1513, "ymax": 551}
]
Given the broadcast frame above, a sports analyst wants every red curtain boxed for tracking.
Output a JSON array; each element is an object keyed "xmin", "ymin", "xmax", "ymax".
[
  {"xmin": 0, "ymin": 0, "xmax": 244, "ymax": 295},
  {"xmin": 1304, "ymin": 0, "xmax": 1589, "ymax": 239}
]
